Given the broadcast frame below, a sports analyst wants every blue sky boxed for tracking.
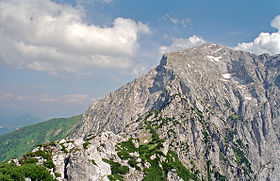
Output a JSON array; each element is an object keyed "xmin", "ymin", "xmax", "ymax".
[{"xmin": 0, "ymin": 0, "xmax": 280, "ymax": 120}]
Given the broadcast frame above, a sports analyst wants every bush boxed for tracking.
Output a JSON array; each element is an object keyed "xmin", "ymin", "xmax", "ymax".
[
  {"xmin": 102, "ymin": 158, "xmax": 129, "ymax": 176},
  {"xmin": 83, "ymin": 141, "xmax": 90, "ymax": 149},
  {"xmin": 0, "ymin": 162, "xmax": 56, "ymax": 181}
]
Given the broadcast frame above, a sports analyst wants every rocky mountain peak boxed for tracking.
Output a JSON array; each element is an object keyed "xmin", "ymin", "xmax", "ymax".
[{"xmin": 4, "ymin": 44, "xmax": 279, "ymax": 181}]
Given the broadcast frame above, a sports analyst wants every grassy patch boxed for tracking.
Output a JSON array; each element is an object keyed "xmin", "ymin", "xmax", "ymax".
[
  {"xmin": 60, "ymin": 143, "xmax": 68, "ymax": 153},
  {"xmin": 102, "ymin": 158, "xmax": 129, "ymax": 180},
  {"xmin": 91, "ymin": 159, "xmax": 97, "ymax": 166},
  {"xmin": 165, "ymin": 150, "xmax": 198, "ymax": 181},
  {"xmin": 83, "ymin": 141, "xmax": 91, "ymax": 149}
]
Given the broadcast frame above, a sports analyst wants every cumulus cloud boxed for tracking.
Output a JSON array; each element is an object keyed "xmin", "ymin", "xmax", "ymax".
[
  {"xmin": 159, "ymin": 35, "xmax": 206, "ymax": 54},
  {"xmin": 0, "ymin": 0, "xmax": 150, "ymax": 73},
  {"xmin": 235, "ymin": 15, "xmax": 280, "ymax": 55}
]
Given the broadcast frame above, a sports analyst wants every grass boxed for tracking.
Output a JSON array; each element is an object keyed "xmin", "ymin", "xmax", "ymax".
[
  {"xmin": 165, "ymin": 150, "xmax": 198, "ymax": 181},
  {"xmin": 83, "ymin": 141, "xmax": 91, "ymax": 149},
  {"xmin": 102, "ymin": 158, "xmax": 129, "ymax": 181},
  {"xmin": 60, "ymin": 143, "xmax": 68, "ymax": 153}
]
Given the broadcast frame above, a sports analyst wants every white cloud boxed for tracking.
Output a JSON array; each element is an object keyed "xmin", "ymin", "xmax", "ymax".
[
  {"xmin": 98, "ymin": 0, "xmax": 114, "ymax": 4},
  {"xmin": 67, "ymin": 93, "xmax": 95, "ymax": 104},
  {"xmin": 235, "ymin": 15, "xmax": 280, "ymax": 55},
  {"xmin": 159, "ymin": 35, "xmax": 206, "ymax": 54},
  {"xmin": 181, "ymin": 18, "xmax": 191, "ymax": 28},
  {"xmin": 0, "ymin": 89, "xmax": 95, "ymax": 105},
  {"xmin": 0, "ymin": 91, "xmax": 26, "ymax": 101},
  {"xmin": 160, "ymin": 14, "xmax": 190, "ymax": 27},
  {"xmin": 0, "ymin": 0, "xmax": 150, "ymax": 73},
  {"xmin": 36, "ymin": 94, "xmax": 56, "ymax": 103}
]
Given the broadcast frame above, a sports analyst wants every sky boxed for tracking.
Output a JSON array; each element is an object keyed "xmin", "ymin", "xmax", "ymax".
[{"xmin": 0, "ymin": 0, "xmax": 280, "ymax": 120}]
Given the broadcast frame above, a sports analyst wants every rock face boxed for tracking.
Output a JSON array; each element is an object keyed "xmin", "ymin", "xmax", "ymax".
[{"xmin": 12, "ymin": 44, "xmax": 280, "ymax": 180}]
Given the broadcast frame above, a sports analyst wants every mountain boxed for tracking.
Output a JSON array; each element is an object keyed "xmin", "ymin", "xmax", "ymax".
[
  {"xmin": 1, "ymin": 43, "xmax": 280, "ymax": 180},
  {"xmin": 0, "ymin": 113, "xmax": 41, "ymax": 136},
  {"xmin": 10, "ymin": 113, "xmax": 41, "ymax": 128},
  {"xmin": 0, "ymin": 114, "xmax": 82, "ymax": 162}
]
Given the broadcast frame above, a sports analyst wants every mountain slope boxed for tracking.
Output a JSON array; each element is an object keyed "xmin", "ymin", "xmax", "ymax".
[
  {"xmin": 1, "ymin": 43, "xmax": 280, "ymax": 180},
  {"xmin": 0, "ymin": 114, "xmax": 82, "ymax": 162}
]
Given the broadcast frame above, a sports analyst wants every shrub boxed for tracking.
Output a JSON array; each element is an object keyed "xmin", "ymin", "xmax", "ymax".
[{"xmin": 83, "ymin": 141, "xmax": 90, "ymax": 149}]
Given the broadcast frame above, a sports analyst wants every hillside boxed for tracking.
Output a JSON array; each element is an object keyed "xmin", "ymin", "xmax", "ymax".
[
  {"xmin": 0, "ymin": 114, "xmax": 82, "ymax": 162},
  {"xmin": 1, "ymin": 43, "xmax": 280, "ymax": 180}
]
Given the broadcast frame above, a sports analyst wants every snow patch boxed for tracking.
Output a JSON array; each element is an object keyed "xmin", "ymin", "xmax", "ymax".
[
  {"xmin": 238, "ymin": 85, "xmax": 246, "ymax": 89},
  {"xmin": 222, "ymin": 73, "xmax": 231, "ymax": 79},
  {"xmin": 220, "ymin": 79, "xmax": 228, "ymax": 82},
  {"xmin": 207, "ymin": 43, "xmax": 216, "ymax": 48},
  {"xmin": 187, "ymin": 64, "xmax": 191, "ymax": 67},
  {"xmin": 212, "ymin": 48, "xmax": 222, "ymax": 54},
  {"xmin": 207, "ymin": 55, "xmax": 222, "ymax": 62},
  {"xmin": 245, "ymin": 97, "xmax": 252, "ymax": 100}
]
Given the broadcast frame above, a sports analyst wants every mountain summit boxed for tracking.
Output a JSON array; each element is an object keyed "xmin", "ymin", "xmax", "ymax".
[{"xmin": 3, "ymin": 44, "xmax": 280, "ymax": 180}]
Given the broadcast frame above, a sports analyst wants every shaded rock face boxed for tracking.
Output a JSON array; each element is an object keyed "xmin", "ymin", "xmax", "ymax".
[{"xmin": 64, "ymin": 43, "xmax": 280, "ymax": 180}]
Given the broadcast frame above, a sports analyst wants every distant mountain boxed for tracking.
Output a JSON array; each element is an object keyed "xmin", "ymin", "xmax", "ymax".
[
  {"xmin": 0, "ymin": 113, "xmax": 41, "ymax": 136},
  {"xmin": 0, "ymin": 114, "xmax": 82, "ymax": 161},
  {"xmin": 10, "ymin": 113, "xmax": 41, "ymax": 128}
]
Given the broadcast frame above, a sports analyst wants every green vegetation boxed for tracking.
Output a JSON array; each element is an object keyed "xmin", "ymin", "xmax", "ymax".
[
  {"xmin": 213, "ymin": 171, "xmax": 226, "ymax": 181},
  {"xmin": 0, "ymin": 162, "xmax": 56, "ymax": 181},
  {"xmin": 90, "ymin": 159, "xmax": 97, "ymax": 166},
  {"xmin": 0, "ymin": 146, "xmax": 57, "ymax": 180},
  {"xmin": 19, "ymin": 149, "xmax": 55, "ymax": 170},
  {"xmin": 60, "ymin": 143, "xmax": 68, "ymax": 153},
  {"xmin": 0, "ymin": 114, "xmax": 82, "ymax": 161},
  {"xmin": 164, "ymin": 150, "xmax": 198, "ymax": 181},
  {"xmin": 206, "ymin": 160, "xmax": 212, "ymax": 181},
  {"xmin": 102, "ymin": 158, "xmax": 129, "ymax": 181},
  {"xmin": 54, "ymin": 172, "xmax": 61, "ymax": 177},
  {"xmin": 229, "ymin": 114, "xmax": 241, "ymax": 120},
  {"xmin": 233, "ymin": 147, "xmax": 252, "ymax": 175},
  {"xmin": 202, "ymin": 131, "xmax": 209, "ymax": 144},
  {"xmin": 83, "ymin": 141, "xmax": 91, "ymax": 149},
  {"xmin": 85, "ymin": 134, "xmax": 96, "ymax": 142},
  {"xmin": 128, "ymin": 158, "xmax": 141, "ymax": 171},
  {"xmin": 112, "ymin": 111, "xmax": 199, "ymax": 181}
]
